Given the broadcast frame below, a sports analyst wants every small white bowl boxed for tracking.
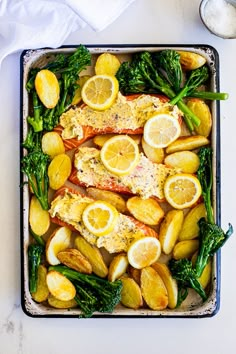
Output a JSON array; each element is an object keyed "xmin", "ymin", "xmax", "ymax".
[{"xmin": 199, "ymin": 0, "xmax": 236, "ymax": 39}]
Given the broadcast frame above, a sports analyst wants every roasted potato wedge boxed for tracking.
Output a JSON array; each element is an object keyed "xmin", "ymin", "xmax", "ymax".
[
  {"xmin": 31, "ymin": 265, "xmax": 49, "ymax": 303},
  {"xmin": 46, "ymin": 226, "xmax": 72, "ymax": 265},
  {"xmin": 128, "ymin": 266, "xmax": 141, "ymax": 285},
  {"xmin": 152, "ymin": 262, "xmax": 178, "ymax": 309},
  {"xmin": 178, "ymin": 203, "xmax": 207, "ymax": 240},
  {"xmin": 74, "ymin": 235, "xmax": 108, "ymax": 278},
  {"xmin": 141, "ymin": 266, "xmax": 168, "ymax": 310},
  {"xmin": 42, "ymin": 132, "xmax": 65, "ymax": 159},
  {"xmin": 48, "ymin": 153, "xmax": 72, "ymax": 190},
  {"xmin": 46, "ymin": 270, "xmax": 76, "ymax": 301},
  {"xmin": 47, "ymin": 294, "xmax": 78, "ymax": 309},
  {"xmin": 29, "ymin": 195, "xmax": 50, "ymax": 236},
  {"xmin": 57, "ymin": 248, "xmax": 92, "ymax": 274},
  {"xmin": 164, "ymin": 151, "xmax": 200, "ymax": 173},
  {"xmin": 108, "ymin": 253, "xmax": 129, "ymax": 282},
  {"xmin": 192, "ymin": 251, "xmax": 212, "ymax": 289},
  {"xmin": 166, "ymin": 135, "xmax": 209, "ymax": 154},
  {"xmin": 126, "ymin": 196, "xmax": 164, "ymax": 226},
  {"xmin": 178, "ymin": 51, "xmax": 206, "ymax": 70},
  {"xmin": 187, "ymin": 98, "xmax": 212, "ymax": 137},
  {"xmin": 86, "ymin": 187, "xmax": 127, "ymax": 213},
  {"xmin": 159, "ymin": 210, "xmax": 184, "ymax": 255},
  {"xmin": 173, "ymin": 240, "xmax": 199, "ymax": 260},
  {"xmin": 95, "ymin": 53, "xmax": 121, "ymax": 76},
  {"xmin": 120, "ymin": 277, "xmax": 143, "ymax": 309},
  {"xmin": 35, "ymin": 69, "xmax": 60, "ymax": 108},
  {"xmin": 142, "ymin": 137, "xmax": 164, "ymax": 164}
]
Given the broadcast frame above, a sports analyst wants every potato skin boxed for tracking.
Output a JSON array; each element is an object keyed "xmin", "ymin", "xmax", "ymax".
[
  {"xmin": 187, "ymin": 98, "xmax": 212, "ymax": 137},
  {"xmin": 74, "ymin": 235, "xmax": 108, "ymax": 278},
  {"xmin": 173, "ymin": 240, "xmax": 199, "ymax": 260},
  {"xmin": 141, "ymin": 266, "xmax": 168, "ymax": 310},
  {"xmin": 108, "ymin": 253, "xmax": 129, "ymax": 282},
  {"xmin": 35, "ymin": 69, "xmax": 60, "ymax": 108},
  {"xmin": 42, "ymin": 132, "xmax": 65, "ymax": 159},
  {"xmin": 48, "ymin": 154, "xmax": 72, "ymax": 190},
  {"xmin": 47, "ymin": 294, "xmax": 78, "ymax": 309},
  {"xmin": 166, "ymin": 135, "xmax": 209, "ymax": 154},
  {"xmin": 142, "ymin": 137, "xmax": 164, "ymax": 164},
  {"xmin": 46, "ymin": 226, "xmax": 72, "ymax": 266},
  {"xmin": 127, "ymin": 196, "xmax": 164, "ymax": 226},
  {"xmin": 164, "ymin": 151, "xmax": 200, "ymax": 173},
  {"xmin": 86, "ymin": 187, "xmax": 127, "ymax": 213},
  {"xmin": 159, "ymin": 210, "xmax": 184, "ymax": 255},
  {"xmin": 178, "ymin": 203, "xmax": 207, "ymax": 241},
  {"xmin": 29, "ymin": 195, "xmax": 50, "ymax": 236},
  {"xmin": 31, "ymin": 265, "xmax": 49, "ymax": 303},
  {"xmin": 57, "ymin": 248, "xmax": 92, "ymax": 274},
  {"xmin": 178, "ymin": 51, "xmax": 206, "ymax": 70},
  {"xmin": 121, "ymin": 277, "xmax": 143, "ymax": 309},
  {"xmin": 46, "ymin": 270, "xmax": 76, "ymax": 301}
]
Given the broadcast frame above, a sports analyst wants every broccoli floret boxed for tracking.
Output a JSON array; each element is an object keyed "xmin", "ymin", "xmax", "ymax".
[
  {"xmin": 169, "ymin": 258, "xmax": 207, "ymax": 306},
  {"xmin": 21, "ymin": 150, "xmax": 50, "ymax": 210},
  {"xmin": 49, "ymin": 265, "xmax": 122, "ymax": 318},
  {"xmin": 28, "ymin": 244, "xmax": 44, "ymax": 293}
]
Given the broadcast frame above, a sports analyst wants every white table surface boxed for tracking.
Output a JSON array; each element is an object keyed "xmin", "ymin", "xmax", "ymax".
[{"xmin": 0, "ymin": 0, "xmax": 236, "ymax": 353}]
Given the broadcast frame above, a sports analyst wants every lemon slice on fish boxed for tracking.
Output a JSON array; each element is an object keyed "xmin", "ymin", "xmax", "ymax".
[
  {"xmin": 81, "ymin": 74, "xmax": 119, "ymax": 111},
  {"xmin": 100, "ymin": 135, "xmax": 140, "ymax": 176},
  {"xmin": 82, "ymin": 201, "xmax": 119, "ymax": 237}
]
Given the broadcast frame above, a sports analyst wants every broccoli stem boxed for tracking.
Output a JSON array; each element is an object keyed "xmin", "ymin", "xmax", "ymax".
[
  {"xmin": 27, "ymin": 92, "xmax": 43, "ymax": 132},
  {"xmin": 28, "ymin": 244, "xmax": 44, "ymax": 293},
  {"xmin": 30, "ymin": 228, "xmax": 45, "ymax": 247},
  {"xmin": 190, "ymin": 91, "xmax": 229, "ymax": 101}
]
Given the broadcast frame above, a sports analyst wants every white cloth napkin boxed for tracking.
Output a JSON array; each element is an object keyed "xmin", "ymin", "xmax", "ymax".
[{"xmin": 0, "ymin": 0, "xmax": 135, "ymax": 65}]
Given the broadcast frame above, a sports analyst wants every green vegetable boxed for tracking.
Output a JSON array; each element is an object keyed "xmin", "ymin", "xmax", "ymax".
[
  {"xmin": 195, "ymin": 146, "xmax": 233, "ymax": 277},
  {"xmin": 195, "ymin": 218, "xmax": 233, "ymax": 278},
  {"xmin": 30, "ymin": 228, "xmax": 46, "ymax": 247},
  {"xmin": 28, "ymin": 244, "xmax": 44, "ymax": 293},
  {"xmin": 22, "ymin": 126, "xmax": 42, "ymax": 152},
  {"xmin": 49, "ymin": 265, "xmax": 122, "ymax": 318},
  {"xmin": 116, "ymin": 50, "xmax": 201, "ymax": 131},
  {"xmin": 27, "ymin": 91, "xmax": 44, "ymax": 132},
  {"xmin": 169, "ymin": 258, "xmax": 207, "ymax": 305},
  {"xmin": 152, "ymin": 49, "xmax": 183, "ymax": 92},
  {"xmin": 21, "ymin": 150, "xmax": 50, "ymax": 210},
  {"xmin": 169, "ymin": 66, "xmax": 209, "ymax": 105},
  {"xmin": 189, "ymin": 91, "xmax": 229, "ymax": 101}
]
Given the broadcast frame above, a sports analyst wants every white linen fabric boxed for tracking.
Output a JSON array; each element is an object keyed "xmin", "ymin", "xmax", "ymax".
[{"xmin": 0, "ymin": 0, "xmax": 135, "ymax": 64}]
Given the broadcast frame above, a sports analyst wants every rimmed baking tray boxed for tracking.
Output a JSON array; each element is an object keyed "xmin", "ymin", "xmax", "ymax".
[{"xmin": 20, "ymin": 44, "xmax": 221, "ymax": 318}]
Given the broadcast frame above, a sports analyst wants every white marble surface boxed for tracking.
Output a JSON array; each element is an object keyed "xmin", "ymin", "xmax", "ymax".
[{"xmin": 0, "ymin": 0, "xmax": 236, "ymax": 353}]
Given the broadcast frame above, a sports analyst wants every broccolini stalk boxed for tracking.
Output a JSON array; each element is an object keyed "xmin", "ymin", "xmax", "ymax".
[
  {"xmin": 169, "ymin": 258, "xmax": 207, "ymax": 305},
  {"xmin": 195, "ymin": 219, "xmax": 233, "ymax": 278},
  {"xmin": 22, "ymin": 126, "xmax": 42, "ymax": 152},
  {"xmin": 189, "ymin": 90, "xmax": 229, "ymax": 101},
  {"xmin": 49, "ymin": 265, "xmax": 122, "ymax": 318},
  {"xmin": 170, "ymin": 66, "xmax": 209, "ymax": 105},
  {"xmin": 197, "ymin": 147, "xmax": 214, "ymax": 224},
  {"xmin": 152, "ymin": 50, "xmax": 183, "ymax": 92},
  {"xmin": 27, "ymin": 91, "xmax": 43, "ymax": 132},
  {"xmin": 21, "ymin": 150, "xmax": 50, "ymax": 210},
  {"xmin": 28, "ymin": 244, "xmax": 44, "ymax": 293},
  {"xmin": 30, "ymin": 228, "xmax": 46, "ymax": 247}
]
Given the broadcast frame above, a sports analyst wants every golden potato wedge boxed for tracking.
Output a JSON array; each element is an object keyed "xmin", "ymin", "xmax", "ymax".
[
  {"xmin": 165, "ymin": 135, "xmax": 209, "ymax": 154},
  {"xmin": 141, "ymin": 137, "xmax": 164, "ymax": 164},
  {"xmin": 71, "ymin": 75, "xmax": 91, "ymax": 105},
  {"xmin": 164, "ymin": 151, "xmax": 200, "ymax": 173},
  {"xmin": 57, "ymin": 248, "xmax": 92, "ymax": 274},
  {"xmin": 35, "ymin": 69, "xmax": 60, "ymax": 108},
  {"xmin": 47, "ymin": 294, "xmax": 78, "ymax": 309},
  {"xmin": 152, "ymin": 262, "xmax": 178, "ymax": 309},
  {"xmin": 128, "ymin": 266, "xmax": 141, "ymax": 285},
  {"xmin": 108, "ymin": 253, "xmax": 129, "ymax": 282},
  {"xmin": 141, "ymin": 266, "xmax": 168, "ymax": 310},
  {"xmin": 173, "ymin": 240, "xmax": 199, "ymax": 260},
  {"xmin": 29, "ymin": 195, "xmax": 50, "ymax": 236},
  {"xmin": 46, "ymin": 226, "xmax": 72, "ymax": 265},
  {"xmin": 178, "ymin": 51, "xmax": 206, "ymax": 70},
  {"xmin": 42, "ymin": 132, "xmax": 65, "ymax": 159},
  {"xmin": 86, "ymin": 187, "xmax": 127, "ymax": 213},
  {"xmin": 159, "ymin": 210, "xmax": 184, "ymax": 255},
  {"xmin": 95, "ymin": 53, "xmax": 121, "ymax": 76},
  {"xmin": 187, "ymin": 98, "xmax": 212, "ymax": 137},
  {"xmin": 192, "ymin": 252, "xmax": 212, "ymax": 289},
  {"xmin": 126, "ymin": 196, "xmax": 164, "ymax": 226},
  {"xmin": 46, "ymin": 270, "xmax": 76, "ymax": 301},
  {"xmin": 31, "ymin": 265, "xmax": 49, "ymax": 303},
  {"xmin": 74, "ymin": 235, "xmax": 108, "ymax": 278},
  {"xmin": 93, "ymin": 134, "xmax": 141, "ymax": 148},
  {"xmin": 48, "ymin": 153, "xmax": 72, "ymax": 190},
  {"xmin": 178, "ymin": 203, "xmax": 207, "ymax": 241},
  {"xmin": 120, "ymin": 277, "xmax": 143, "ymax": 309}
]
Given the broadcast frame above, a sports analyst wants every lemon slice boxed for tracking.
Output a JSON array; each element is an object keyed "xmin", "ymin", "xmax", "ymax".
[
  {"xmin": 164, "ymin": 173, "xmax": 202, "ymax": 209},
  {"xmin": 81, "ymin": 74, "xmax": 119, "ymax": 111},
  {"xmin": 127, "ymin": 237, "xmax": 161, "ymax": 269},
  {"xmin": 100, "ymin": 135, "xmax": 140, "ymax": 176},
  {"xmin": 143, "ymin": 113, "xmax": 181, "ymax": 148},
  {"xmin": 82, "ymin": 200, "xmax": 119, "ymax": 237}
]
